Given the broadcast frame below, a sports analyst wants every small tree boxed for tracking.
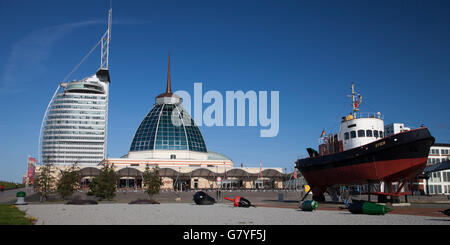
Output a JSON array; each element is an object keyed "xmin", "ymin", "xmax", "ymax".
[
  {"xmin": 37, "ymin": 163, "xmax": 55, "ymax": 202},
  {"xmin": 143, "ymin": 166, "xmax": 163, "ymax": 198},
  {"xmin": 89, "ymin": 164, "xmax": 117, "ymax": 200},
  {"xmin": 56, "ymin": 163, "xmax": 80, "ymax": 200}
]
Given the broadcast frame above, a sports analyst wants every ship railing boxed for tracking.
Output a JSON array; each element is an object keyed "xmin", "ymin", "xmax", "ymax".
[
  {"xmin": 318, "ymin": 133, "xmax": 338, "ymax": 145},
  {"xmin": 354, "ymin": 112, "xmax": 384, "ymax": 120}
]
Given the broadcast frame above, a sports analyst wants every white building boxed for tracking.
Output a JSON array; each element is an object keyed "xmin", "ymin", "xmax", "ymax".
[
  {"xmin": 421, "ymin": 143, "xmax": 450, "ymax": 195},
  {"xmin": 41, "ymin": 70, "xmax": 110, "ymax": 166},
  {"xmin": 384, "ymin": 123, "xmax": 411, "ymax": 137},
  {"xmin": 40, "ymin": 9, "xmax": 112, "ymax": 166}
]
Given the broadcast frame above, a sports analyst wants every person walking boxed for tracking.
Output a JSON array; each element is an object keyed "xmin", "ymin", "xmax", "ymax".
[
  {"xmin": 343, "ymin": 187, "xmax": 351, "ymax": 208},
  {"xmin": 1, "ymin": 185, "xmax": 4, "ymax": 193}
]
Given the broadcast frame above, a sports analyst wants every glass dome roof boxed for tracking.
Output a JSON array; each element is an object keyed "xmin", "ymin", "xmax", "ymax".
[{"xmin": 129, "ymin": 103, "xmax": 207, "ymax": 152}]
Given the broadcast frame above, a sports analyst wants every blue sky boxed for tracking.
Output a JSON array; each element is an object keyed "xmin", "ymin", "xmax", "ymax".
[{"xmin": 0, "ymin": 0, "xmax": 449, "ymax": 182}]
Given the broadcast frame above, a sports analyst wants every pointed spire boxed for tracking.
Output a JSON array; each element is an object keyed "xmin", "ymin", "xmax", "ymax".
[
  {"xmin": 156, "ymin": 51, "xmax": 180, "ymax": 102},
  {"xmin": 166, "ymin": 52, "xmax": 172, "ymax": 94}
]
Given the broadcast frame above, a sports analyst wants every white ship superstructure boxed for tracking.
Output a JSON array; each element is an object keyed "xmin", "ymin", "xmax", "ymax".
[
  {"xmin": 337, "ymin": 83, "xmax": 384, "ymax": 151},
  {"xmin": 40, "ymin": 9, "xmax": 112, "ymax": 166}
]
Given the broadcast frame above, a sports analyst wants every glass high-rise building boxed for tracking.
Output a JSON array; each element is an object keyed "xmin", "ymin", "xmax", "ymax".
[
  {"xmin": 41, "ymin": 70, "xmax": 110, "ymax": 166},
  {"xmin": 40, "ymin": 9, "xmax": 112, "ymax": 166}
]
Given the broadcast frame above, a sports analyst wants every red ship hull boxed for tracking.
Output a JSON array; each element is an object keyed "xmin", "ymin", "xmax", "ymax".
[
  {"xmin": 296, "ymin": 127, "xmax": 435, "ymax": 201},
  {"xmin": 302, "ymin": 157, "xmax": 427, "ymax": 187}
]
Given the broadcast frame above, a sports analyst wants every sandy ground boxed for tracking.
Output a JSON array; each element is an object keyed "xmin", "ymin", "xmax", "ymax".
[{"xmin": 16, "ymin": 203, "xmax": 450, "ymax": 225}]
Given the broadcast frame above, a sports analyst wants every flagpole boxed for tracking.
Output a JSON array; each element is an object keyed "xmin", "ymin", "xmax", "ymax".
[{"xmin": 259, "ymin": 160, "xmax": 262, "ymax": 179}]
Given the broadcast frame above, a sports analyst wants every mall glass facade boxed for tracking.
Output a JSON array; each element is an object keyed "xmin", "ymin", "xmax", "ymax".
[{"xmin": 130, "ymin": 103, "xmax": 207, "ymax": 152}]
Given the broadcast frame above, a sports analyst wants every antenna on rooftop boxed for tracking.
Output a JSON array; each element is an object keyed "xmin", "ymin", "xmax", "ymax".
[
  {"xmin": 100, "ymin": 8, "xmax": 112, "ymax": 69},
  {"xmin": 348, "ymin": 82, "xmax": 362, "ymax": 117}
]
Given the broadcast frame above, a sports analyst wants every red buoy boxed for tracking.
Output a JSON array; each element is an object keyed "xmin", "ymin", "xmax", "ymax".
[{"xmin": 224, "ymin": 196, "xmax": 241, "ymax": 207}]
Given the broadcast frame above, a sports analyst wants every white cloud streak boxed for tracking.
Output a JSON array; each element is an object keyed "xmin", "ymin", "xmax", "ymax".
[
  {"xmin": 0, "ymin": 18, "xmax": 150, "ymax": 94},
  {"xmin": 0, "ymin": 20, "xmax": 104, "ymax": 93}
]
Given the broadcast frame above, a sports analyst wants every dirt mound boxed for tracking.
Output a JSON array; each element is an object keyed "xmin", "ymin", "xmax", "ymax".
[
  {"xmin": 66, "ymin": 199, "xmax": 98, "ymax": 205},
  {"xmin": 129, "ymin": 199, "xmax": 160, "ymax": 204}
]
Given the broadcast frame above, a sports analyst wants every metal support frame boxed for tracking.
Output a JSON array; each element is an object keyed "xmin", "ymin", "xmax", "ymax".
[
  {"xmin": 100, "ymin": 8, "xmax": 112, "ymax": 70},
  {"xmin": 369, "ymin": 175, "xmax": 414, "ymax": 198}
]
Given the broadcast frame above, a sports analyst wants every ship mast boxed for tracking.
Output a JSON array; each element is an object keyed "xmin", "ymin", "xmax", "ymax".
[{"xmin": 350, "ymin": 82, "xmax": 362, "ymax": 118}]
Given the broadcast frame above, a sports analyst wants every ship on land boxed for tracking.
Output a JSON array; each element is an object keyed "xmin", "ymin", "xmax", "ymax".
[{"xmin": 295, "ymin": 83, "xmax": 435, "ymax": 202}]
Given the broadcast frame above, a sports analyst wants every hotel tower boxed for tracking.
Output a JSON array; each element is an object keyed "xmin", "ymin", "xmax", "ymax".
[{"xmin": 39, "ymin": 9, "xmax": 112, "ymax": 166}]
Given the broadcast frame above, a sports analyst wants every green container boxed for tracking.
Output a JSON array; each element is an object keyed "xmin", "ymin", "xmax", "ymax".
[
  {"xmin": 301, "ymin": 200, "xmax": 319, "ymax": 211},
  {"xmin": 362, "ymin": 202, "xmax": 392, "ymax": 215},
  {"xmin": 16, "ymin": 191, "xmax": 26, "ymax": 197}
]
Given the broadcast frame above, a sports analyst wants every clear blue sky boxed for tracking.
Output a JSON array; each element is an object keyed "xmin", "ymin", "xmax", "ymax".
[{"xmin": 1, "ymin": 0, "xmax": 449, "ymax": 182}]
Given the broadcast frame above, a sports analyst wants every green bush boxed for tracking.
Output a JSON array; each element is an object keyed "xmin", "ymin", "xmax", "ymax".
[
  {"xmin": 88, "ymin": 164, "xmax": 117, "ymax": 200},
  {"xmin": 56, "ymin": 164, "xmax": 80, "ymax": 200},
  {"xmin": 143, "ymin": 166, "xmax": 163, "ymax": 198}
]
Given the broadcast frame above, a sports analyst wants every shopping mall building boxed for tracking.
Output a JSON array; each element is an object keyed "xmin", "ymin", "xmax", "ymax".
[{"xmin": 34, "ymin": 56, "xmax": 289, "ymax": 191}]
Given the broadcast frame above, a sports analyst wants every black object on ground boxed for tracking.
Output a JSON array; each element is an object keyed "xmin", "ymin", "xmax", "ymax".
[
  {"xmin": 193, "ymin": 191, "xmax": 216, "ymax": 205},
  {"xmin": 347, "ymin": 199, "xmax": 392, "ymax": 215},
  {"xmin": 238, "ymin": 197, "xmax": 255, "ymax": 207},
  {"xmin": 224, "ymin": 196, "xmax": 255, "ymax": 207},
  {"xmin": 347, "ymin": 199, "xmax": 365, "ymax": 214},
  {"xmin": 129, "ymin": 199, "xmax": 160, "ymax": 204},
  {"xmin": 439, "ymin": 209, "xmax": 450, "ymax": 216},
  {"xmin": 66, "ymin": 199, "xmax": 98, "ymax": 205}
]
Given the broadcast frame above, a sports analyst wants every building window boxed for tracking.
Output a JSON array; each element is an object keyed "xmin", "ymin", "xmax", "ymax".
[
  {"xmin": 350, "ymin": 131, "xmax": 356, "ymax": 139},
  {"xmin": 432, "ymin": 172, "xmax": 442, "ymax": 182},
  {"xmin": 443, "ymin": 172, "xmax": 449, "ymax": 182},
  {"xmin": 344, "ymin": 132, "xmax": 350, "ymax": 140},
  {"xmin": 357, "ymin": 130, "xmax": 365, "ymax": 137},
  {"xmin": 170, "ymin": 154, "xmax": 176, "ymax": 159},
  {"xmin": 366, "ymin": 130, "xmax": 373, "ymax": 137}
]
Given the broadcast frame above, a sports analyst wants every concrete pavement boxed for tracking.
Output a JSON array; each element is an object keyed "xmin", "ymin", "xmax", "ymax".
[{"xmin": 0, "ymin": 187, "xmax": 32, "ymax": 204}]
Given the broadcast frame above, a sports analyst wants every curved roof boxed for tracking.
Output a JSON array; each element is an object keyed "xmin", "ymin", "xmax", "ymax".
[
  {"xmin": 159, "ymin": 168, "xmax": 182, "ymax": 177},
  {"xmin": 129, "ymin": 104, "xmax": 207, "ymax": 153},
  {"xmin": 129, "ymin": 55, "xmax": 207, "ymax": 153},
  {"xmin": 207, "ymin": 151, "xmax": 232, "ymax": 161},
  {"xmin": 226, "ymin": 168, "xmax": 257, "ymax": 178},
  {"xmin": 78, "ymin": 167, "xmax": 101, "ymax": 177},
  {"xmin": 78, "ymin": 166, "xmax": 289, "ymax": 179},
  {"xmin": 424, "ymin": 160, "xmax": 450, "ymax": 174},
  {"xmin": 261, "ymin": 169, "xmax": 284, "ymax": 178},
  {"xmin": 190, "ymin": 168, "xmax": 216, "ymax": 177},
  {"xmin": 117, "ymin": 167, "xmax": 142, "ymax": 177}
]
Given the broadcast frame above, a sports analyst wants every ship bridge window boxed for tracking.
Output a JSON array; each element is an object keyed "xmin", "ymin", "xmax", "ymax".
[
  {"xmin": 366, "ymin": 130, "xmax": 373, "ymax": 137},
  {"xmin": 344, "ymin": 132, "xmax": 349, "ymax": 140},
  {"xmin": 374, "ymin": 130, "xmax": 379, "ymax": 138},
  {"xmin": 350, "ymin": 131, "xmax": 356, "ymax": 139},
  {"xmin": 358, "ymin": 130, "xmax": 365, "ymax": 137},
  {"xmin": 379, "ymin": 131, "xmax": 384, "ymax": 138}
]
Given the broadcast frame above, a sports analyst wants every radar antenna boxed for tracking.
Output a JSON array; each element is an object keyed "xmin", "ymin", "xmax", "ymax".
[{"xmin": 349, "ymin": 82, "xmax": 362, "ymax": 117}]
